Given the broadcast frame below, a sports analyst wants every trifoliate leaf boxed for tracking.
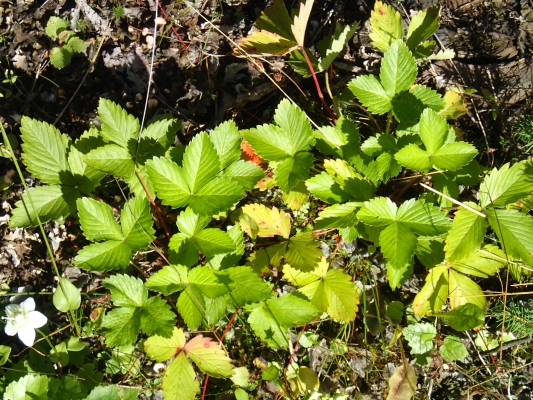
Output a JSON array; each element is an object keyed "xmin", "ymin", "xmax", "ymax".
[
  {"xmin": 486, "ymin": 208, "xmax": 533, "ymax": 266},
  {"xmin": 434, "ymin": 303, "xmax": 485, "ymax": 331},
  {"xmin": 239, "ymin": 203, "xmax": 291, "ymax": 239},
  {"xmin": 431, "ymin": 142, "xmax": 478, "ymax": 171},
  {"xmin": 394, "ymin": 144, "xmax": 432, "ymax": 171},
  {"xmin": 146, "ymin": 157, "xmax": 190, "ymax": 208},
  {"xmin": 188, "ymin": 177, "xmax": 244, "ymax": 216},
  {"xmin": 98, "ymin": 98, "xmax": 139, "ymax": 152},
  {"xmin": 480, "ymin": 160, "xmax": 533, "ymax": 207},
  {"xmin": 306, "ymin": 172, "xmax": 352, "ymax": 204},
  {"xmin": 403, "ymin": 322, "xmax": 436, "ymax": 354},
  {"xmin": 146, "ymin": 265, "xmax": 188, "ymax": 295},
  {"xmin": 221, "ymin": 160, "xmax": 265, "ymax": 190},
  {"xmin": 439, "ymin": 336, "xmax": 468, "ymax": 362},
  {"xmin": 75, "ymin": 241, "xmax": 132, "ymax": 271},
  {"xmin": 10, "ymin": 185, "xmax": 79, "ymax": 228},
  {"xmin": 285, "ymin": 232, "xmax": 322, "ymax": 272},
  {"xmin": 285, "ymin": 258, "xmax": 359, "ymax": 322},
  {"xmin": 247, "ymin": 293, "xmax": 317, "ymax": 349},
  {"xmin": 145, "ymin": 327, "xmax": 186, "ymax": 362},
  {"xmin": 225, "ymin": 266, "xmax": 272, "ymax": 306},
  {"xmin": 380, "ymin": 222, "xmax": 417, "ymax": 290},
  {"xmin": 348, "ymin": 75, "xmax": 392, "ymax": 115},
  {"xmin": 77, "ymin": 197, "xmax": 122, "ymax": 242},
  {"xmin": 84, "ymin": 144, "xmax": 135, "ymax": 178},
  {"xmin": 412, "ymin": 265, "xmax": 448, "ymax": 316},
  {"xmin": 20, "ymin": 116, "xmax": 71, "ymax": 185},
  {"xmin": 162, "ymin": 352, "xmax": 199, "ymax": 400},
  {"xmin": 380, "ymin": 40, "xmax": 417, "ymax": 98},
  {"xmin": 444, "ymin": 204, "xmax": 487, "ymax": 262},
  {"xmin": 419, "ymin": 108, "xmax": 448, "ymax": 154},
  {"xmin": 120, "ymin": 197, "xmax": 155, "ymax": 250},
  {"xmin": 357, "ymin": 197, "xmax": 397, "ymax": 226},
  {"xmin": 369, "ymin": 1, "xmax": 403, "ymax": 52},
  {"xmin": 275, "ymin": 152, "xmax": 314, "ymax": 192},
  {"xmin": 183, "ymin": 335, "xmax": 234, "ymax": 377},
  {"xmin": 405, "ymin": 7, "xmax": 439, "ymax": 50},
  {"xmin": 448, "ymin": 269, "xmax": 486, "ymax": 311},
  {"xmin": 314, "ymin": 202, "xmax": 360, "ymax": 230},
  {"xmin": 182, "ymin": 132, "xmax": 221, "ymax": 193}
]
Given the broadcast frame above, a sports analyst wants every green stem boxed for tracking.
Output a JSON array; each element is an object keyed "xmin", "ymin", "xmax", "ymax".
[
  {"xmin": 324, "ymin": 66, "xmax": 341, "ymax": 118},
  {"xmin": 0, "ymin": 123, "xmax": 81, "ymax": 336},
  {"xmin": 385, "ymin": 110, "xmax": 392, "ymax": 135},
  {"xmin": 36, "ymin": 328, "xmax": 57, "ymax": 353}
]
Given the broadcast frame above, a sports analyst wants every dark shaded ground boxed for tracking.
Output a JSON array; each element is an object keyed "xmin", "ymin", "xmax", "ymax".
[{"xmin": 1, "ymin": 0, "xmax": 533, "ymax": 398}]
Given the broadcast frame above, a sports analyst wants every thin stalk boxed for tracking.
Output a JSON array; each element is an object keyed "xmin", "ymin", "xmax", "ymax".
[
  {"xmin": 0, "ymin": 123, "xmax": 80, "ymax": 336},
  {"xmin": 36, "ymin": 328, "xmax": 58, "ymax": 354},
  {"xmin": 300, "ymin": 47, "xmax": 337, "ymax": 123},
  {"xmin": 384, "ymin": 110, "xmax": 392, "ymax": 135},
  {"xmin": 325, "ymin": 64, "xmax": 341, "ymax": 117}
]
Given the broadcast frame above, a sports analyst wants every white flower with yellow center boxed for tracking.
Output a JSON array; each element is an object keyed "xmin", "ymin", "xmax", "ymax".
[{"xmin": 3, "ymin": 298, "xmax": 47, "ymax": 346}]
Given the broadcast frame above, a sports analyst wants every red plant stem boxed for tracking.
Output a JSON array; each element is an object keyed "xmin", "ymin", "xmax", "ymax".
[
  {"xmin": 300, "ymin": 48, "xmax": 337, "ymax": 123},
  {"xmin": 156, "ymin": 0, "xmax": 190, "ymax": 51},
  {"xmin": 137, "ymin": 169, "xmax": 171, "ymax": 239},
  {"xmin": 201, "ymin": 306, "xmax": 242, "ymax": 400},
  {"xmin": 274, "ymin": 323, "xmax": 308, "ymax": 400}
]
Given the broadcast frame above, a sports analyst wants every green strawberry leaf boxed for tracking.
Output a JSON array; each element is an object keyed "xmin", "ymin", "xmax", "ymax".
[
  {"xmin": 419, "ymin": 108, "xmax": 448, "ymax": 154},
  {"xmin": 434, "ymin": 303, "xmax": 485, "ymax": 331},
  {"xmin": 348, "ymin": 75, "xmax": 392, "ymax": 115},
  {"xmin": 314, "ymin": 202, "xmax": 360, "ymax": 230},
  {"xmin": 380, "ymin": 222, "xmax": 417, "ymax": 290},
  {"xmin": 368, "ymin": 1, "xmax": 403, "ymax": 52},
  {"xmin": 146, "ymin": 157, "xmax": 190, "ymax": 208},
  {"xmin": 188, "ymin": 177, "xmax": 244, "ymax": 215},
  {"xmin": 444, "ymin": 204, "xmax": 487, "ymax": 261},
  {"xmin": 396, "ymin": 199, "xmax": 451, "ymax": 236},
  {"xmin": 306, "ymin": 172, "xmax": 352, "ymax": 204},
  {"xmin": 192, "ymin": 228, "xmax": 236, "ymax": 257},
  {"xmin": 285, "ymin": 232, "xmax": 322, "ymax": 272},
  {"xmin": 431, "ymin": 142, "xmax": 478, "ymax": 171},
  {"xmin": 380, "ymin": 40, "xmax": 417, "ymax": 98},
  {"xmin": 247, "ymin": 293, "xmax": 317, "ymax": 349},
  {"xmin": 75, "ymin": 241, "xmax": 132, "ymax": 271},
  {"xmin": 176, "ymin": 207, "xmax": 211, "ymax": 236},
  {"xmin": 77, "ymin": 197, "xmax": 123, "ymax": 242},
  {"xmin": 20, "ymin": 116, "xmax": 71, "ymax": 185},
  {"xmin": 394, "ymin": 144, "xmax": 432, "ymax": 171},
  {"xmin": 182, "ymin": 132, "xmax": 221, "ymax": 193},
  {"xmin": 67, "ymin": 128, "xmax": 106, "ymax": 194},
  {"xmin": 357, "ymin": 197, "xmax": 398, "ymax": 226},
  {"xmin": 84, "ymin": 144, "xmax": 135, "ymax": 178},
  {"xmin": 162, "ymin": 353, "xmax": 199, "ymax": 399},
  {"xmin": 221, "ymin": 160, "xmax": 265, "ymax": 190},
  {"xmin": 209, "ymin": 120, "xmax": 242, "ymax": 169},
  {"xmin": 480, "ymin": 160, "xmax": 533, "ymax": 207},
  {"xmin": 405, "ymin": 7, "xmax": 439, "ymax": 50},
  {"xmin": 275, "ymin": 152, "xmax": 314, "ymax": 192},
  {"xmin": 98, "ymin": 98, "xmax": 139, "ymax": 152},
  {"xmin": 10, "ymin": 185, "xmax": 79, "ymax": 228},
  {"xmin": 120, "ymin": 197, "xmax": 155, "ymax": 251},
  {"xmin": 146, "ymin": 265, "xmax": 188, "ymax": 295},
  {"xmin": 225, "ymin": 267, "xmax": 272, "ymax": 306}
]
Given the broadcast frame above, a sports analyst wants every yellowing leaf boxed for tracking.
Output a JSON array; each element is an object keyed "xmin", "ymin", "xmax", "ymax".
[
  {"xmin": 291, "ymin": 0, "xmax": 314, "ymax": 47},
  {"xmin": 239, "ymin": 203, "xmax": 291, "ymax": 239},
  {"xmin": 386, "ymin": 364, "xmax": 417, "ymax": 400},
  {"xmin": 369, "ymin": 1, "xmax": 403, "ymax": 52},
  {"xmin": 448, "ymin": 269, "xmax": 486, "ymax": 312},
  {"xmin": 439, "ymin": 91, "xmax": 467, "ymax": 119},
  {"xmin": 412, "ymin": 265, "xmax": 448, "ymax": 317},
  {"xmin": 238, "ymin": 30, "xmax": 298, "ymax": 56},
  {"xmin": 144, "ymin": 327, "xmax": 186, "ymax": 362},
  {"xmin": 162, "ymin": 352, "xmax": 199, "ymax": 400},
  {"xmin": 184, "ymin": 335, "xmax": 234, "ymax": 378}
]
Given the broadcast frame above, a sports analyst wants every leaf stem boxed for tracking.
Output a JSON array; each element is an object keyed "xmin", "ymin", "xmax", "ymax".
[
  {"xmin": 418, "ymin": 182, "xmax": 486, "ymax": 218},
  {"xmin": 135, "ymin": 167, "xmax": 171, "ymax": 239},
  {"xmin": 0, "ymin": 123, "xmax": 80, "ymax": 336},
  {"xmin": 300, "ymin": 48, "xmax": 337, "ymax": 123}
]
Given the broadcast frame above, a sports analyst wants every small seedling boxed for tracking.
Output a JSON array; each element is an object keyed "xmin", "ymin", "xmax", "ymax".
[
  {"xmin": 46, "ymin": 17, "xmax": 86, "ymax": 69},
  {"xmin": 112, "ymin": 4, "xmax": 126, "ymax": 19}
]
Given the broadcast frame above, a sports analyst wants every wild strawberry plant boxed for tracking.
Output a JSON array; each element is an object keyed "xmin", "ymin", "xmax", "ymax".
[{"xmin": 2, "ymin": 1, "xmax": 533, "ymax": 399}]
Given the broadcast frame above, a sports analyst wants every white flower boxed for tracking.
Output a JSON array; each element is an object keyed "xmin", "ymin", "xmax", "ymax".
[{"xmin": 3, "ymin": 298, "xmax": 47, "ymax": 346}]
